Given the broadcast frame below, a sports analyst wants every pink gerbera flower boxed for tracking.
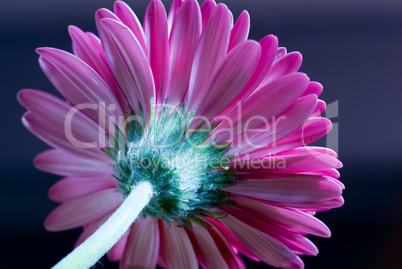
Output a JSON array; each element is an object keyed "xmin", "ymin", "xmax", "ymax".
[{"xmin": 18, "ymin": 0, "xmax": 343, "ymax": 268}]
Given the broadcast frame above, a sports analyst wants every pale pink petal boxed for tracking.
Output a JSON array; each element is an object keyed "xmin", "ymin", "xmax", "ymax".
[
  {"xmin": 114, "ymin": 1, "xmax": 147, "ymax": 54},
  {"xmin": 214, "ymin": 35, "xmax": 278, "ymax": 118},
  {"xmin": 195, "ymin": 40, "xmax": 260, "ymax": 121},
  {"xmin": 161, "ymin": 222, "xmax": 198, "ymax": 269},
  {"xmin": 189, "ymin": 223, "xmax": 229, "ymax": 269},
  {"xmin": 68, "ymin": 26, "xmax": 129, "ymax": 113},
  {"xmin": 200, "ymin": 0, "xmax": 216, "ymax": 29},
  {"xmin": 228, "ymin": 11, "xmax": 250, "ymax": 52},
  {"xmin": 219, "ymin": 214, "xmax": 304, "ymax": 269},
  {"xmin": 168, "ymin": 0, "xmax": 202, "ymax": 106},
  {"xmin": 224, "ymin": 175, "xmax": 342, "ymax": 203},
  {"xmin": 231, "ymin": 196, "xmax": 331, "ymax": 237},
  {"xmin": 100, "ymin": 18, "xmax": 155, "ymax": 118},
  {"xmin": 45, "ymin": 189, "xmax": 123, "ymax": 231},
  {"xmin": 214, "ymin": 73, "xmax": 309, "ymax": 143},
  {"xmin": 37, "ymin": 48, "xmax": 124, "ymax": 120},
  {"xmin": 228, "ymin": 94, "xmax": 317, "ymax": 155},
  {"xmin": 167, "ymin": 0, "xmax": 183, "ymax": 36},
  {"xmin": 48, "ymin": 175, "xmax": 117, "ymax": 203},
  {"xmin": 144, "ymin": 0, "xmax": 169, "ymax": 104},
  {"xmin": 188, "ymin": 3, "xmax": 232, "ymax": 111},
  {"xmin": 260, "ymin": 52, "xmax": 303, "ymax": 87},
  {"xmin": 121, "ymin": 217, "xmax": 160, "ymax": 269}
]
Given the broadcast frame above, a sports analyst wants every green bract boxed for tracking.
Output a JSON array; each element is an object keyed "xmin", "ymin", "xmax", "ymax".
[{"xmin": 103, "ymin": 101, "xmax": 239, "ymax": 227}]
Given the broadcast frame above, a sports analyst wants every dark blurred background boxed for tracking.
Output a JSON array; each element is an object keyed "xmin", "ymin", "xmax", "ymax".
[{"xmin": 1, "ymin": 0, "xmax": 401, "ymax": 268}]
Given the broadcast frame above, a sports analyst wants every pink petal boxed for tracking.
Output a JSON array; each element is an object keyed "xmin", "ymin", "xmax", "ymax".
[
  {"xmin": 161, "ymin": 222, "xmax": 198, "ymax": 269},
  {"xmin": 219, "ymin": 214, "xmax": 304, "ymax": 269},
  {"xmin": 167, "ymin": 0, "xmax": 183, "ymax": 36},
  {"xmin": 262, "ymin": 196, "xmax": 345, "ymax": 210},
  {"xmin": 18, "ymin": 89, "xmax": 105, "ymax": 148},
  {"xmin": 22, "ymin": 112, "xmax": 102, "ymax": 159},
  {"xmin": 114, "ymin": 1, "xmax": 147, "ymax": 54},
  {"xmin": 168, "ymin": 0, "xmax": 202, "ymax": 106},
  {"xmin": 45, "ymin": 188, "xmax": 123, "ymax": 231},
  {"xmin": 144, "ymin": 0, "xmax": 169, "ymax": 104},
  {"xmin": 190, "ymin": 223, "xmax": 229, "ymax": 269},
  {"xmin": 214, "ymin": 35, "xmax": 278, "ymax": 118},
  {"xmin": 188, "ymin": 3, "xmax": 232, "ymax": 111},
  {"xmin": 200, "ymin": 0, "xmax": 216, "ymax": 29},
  {"xmin": 95, "ymin": 8, "xmax": 121, "ymax": 43},
  {"xmin": 37, "ymin": 48, "xmax": 124, "ymax": 120},
  {"xmin": 34, "ymin": 149, "xmax": 111, "ymax": 177},
  {"xmin": 195, "ymin": 40, "xmax": 261, "ymax": 121},
  {"xmin": 213, "ymin": 73, "xmax": 309, "ymax": 143},
  {"xmin": 224, "ymin": 175, "xmax": 342, "ymax": 203},
  {"xmin": 245, "ymin": 117, "xmax": 332, "ymax": 157},
  {"xmin": 100, "ymin": 18, "xmax": 155, "ymax": 118},
  {"xmin": 107, "ymin": 231, "xmax": 129, "ymax": 262},
  {"xmin": 231, "ymin": 196, "xmax": 331, "ymax": 237},
  {"xmin": 48, "ymin": 175, "xmax": 117, "ymax": 203},
  {"xmin": 220, "ymin": 206, "xmax": 318, "ymax": 256},
  {"xmin": 228, "ymin": 11, "xmax": 250, "ymax": 52},
  {"xmin": 68, "ymin": 26, "xmax": 129, "ymax": 114},
  {"xmin": 228, "ymin": 94, "xmax": 317, "ymax": 155},
  {"xmin": 260, "ymin": 52, "xmax": 303, "ymax": 87},
  {"xmin": 121, "ymin": 217, "xmax": 160, "ymax": 269}
]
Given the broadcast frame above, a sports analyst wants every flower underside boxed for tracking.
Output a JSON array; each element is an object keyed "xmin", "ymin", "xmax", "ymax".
[{"xmin": 103, "ymin": 101, "xmax": 239, "ymax": 227}]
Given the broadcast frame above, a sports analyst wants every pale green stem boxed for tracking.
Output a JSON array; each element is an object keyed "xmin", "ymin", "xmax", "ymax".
[{"xmin": 52, "ymin": 181, "xmax": 153, "ymax": 269}]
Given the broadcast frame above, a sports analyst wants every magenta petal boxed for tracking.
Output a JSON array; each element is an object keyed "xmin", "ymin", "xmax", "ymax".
[
  {"xmin": 275, "ymin": 47, "xmax": 287, "ymax": 59},
  {"xmin": 44, "ymin": 189, "xmax": 122, "ymax": 231},
  {"xmin": 167, "ymin": 0, "xmax": 183, "ymax": 35},
  {"xmin": 200, "ymin": 0, "xmax": 217, "ymax": 29},
  {"xmin": 302, "ymin": 81, "xmax": 323, "ymax": 97},
  {"xmin": 312, "ymin": 100, "xmax": 326, "ymax": 116},
  {"xmin": 188, "ymin": 3, "xmax": 232, "ymax": 111},
  {"xmin": 228, "ymin": 11, "xmax": 250, "ymax": 52},
  {"xmin": 100, "ymin": 18, "xmax": 155, "ymax": 118},
  {"xmin": 219, "ymin": 214, "xmax": 304, "ymax": 269},
  {"xmin": 121, "ymin": 217, "xmax": 160, "ymax": 269},
  {"xmin": 261, "ymin": 51, "xmax": 303, "ymax": 86},
  {"xmin": 161, "ymin": 222, "xmax": 198, "ymax": 269},
  {"xmin": 34, "ymin": 149, "xmax": 112, "ymax": 177},
  {"xmin": 114, "ymin": 1, "xmax": 147, "ymax": 54},
  {"xmin": 144, "ymin": 0, "xmax": 169, "ymax": 104},
  {"xmin": 224, "ymin": 175, "xmax": 342, "ymax": 203},
  {"xmin": 168, "ymin": 0, "xmax": 202, "ymax": 106},
  {"xmin": 195, "ymin": 40, "xmax": 261, "ymax": 121}
]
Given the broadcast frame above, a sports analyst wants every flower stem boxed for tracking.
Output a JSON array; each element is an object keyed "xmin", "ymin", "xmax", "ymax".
[{"xmin": 52, "ymin": 181, "xmax": 153, "ymax": 269}]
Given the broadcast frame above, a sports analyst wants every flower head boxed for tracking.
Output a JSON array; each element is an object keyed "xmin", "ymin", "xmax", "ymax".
[{"xmin": 18, "ymin": 0, "xmax": 343, "ymax": 268}]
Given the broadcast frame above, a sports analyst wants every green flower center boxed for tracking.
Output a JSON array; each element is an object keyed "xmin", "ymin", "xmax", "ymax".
[{"xmin": 103, "ymin": 101, "xmax": 238, "ymax": 226}]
